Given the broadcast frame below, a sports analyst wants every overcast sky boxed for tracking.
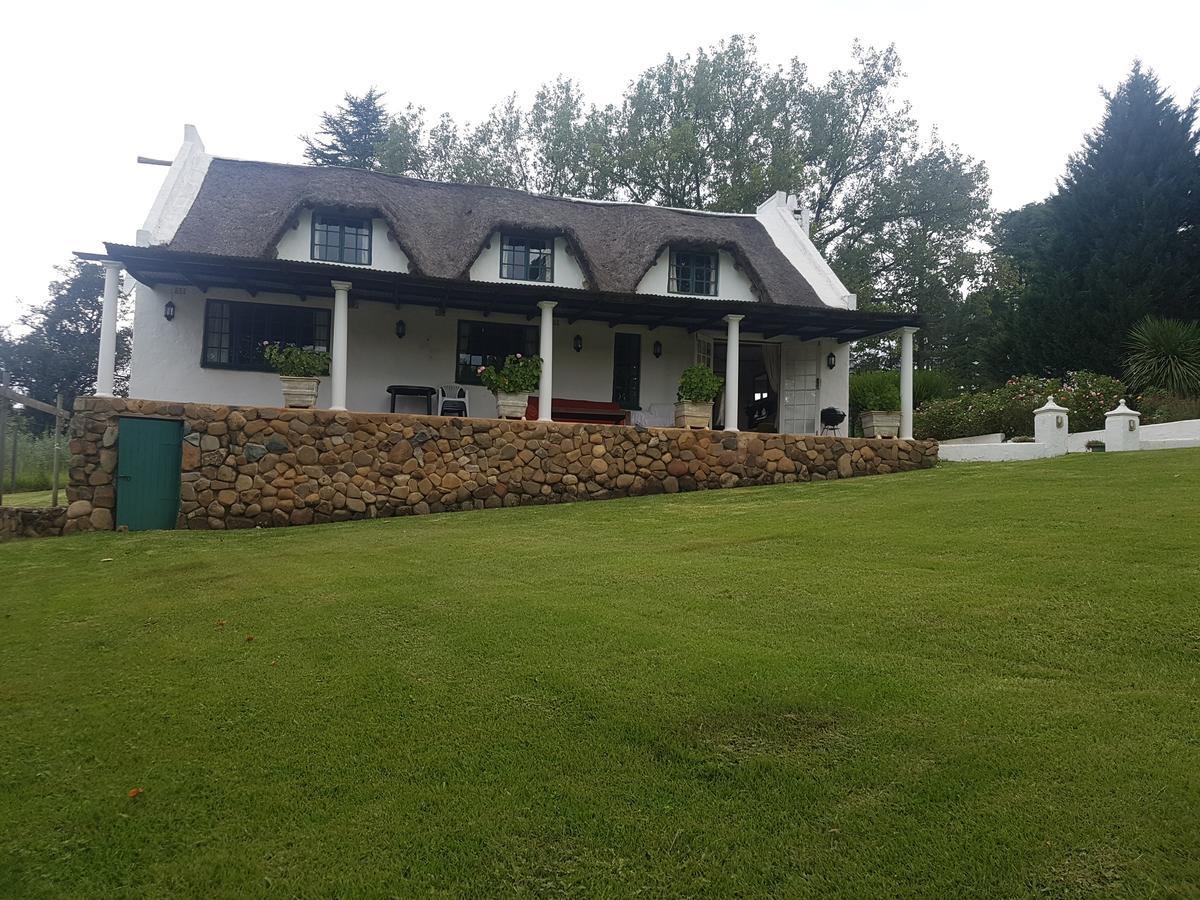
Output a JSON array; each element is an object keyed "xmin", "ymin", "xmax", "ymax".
[{"xmin": 1, "ymin": 0, "xmax": 1196, "ymax": 328}]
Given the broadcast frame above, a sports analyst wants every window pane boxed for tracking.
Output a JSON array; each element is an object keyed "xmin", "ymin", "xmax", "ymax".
[
  {"xmin": 202, "ymin": 298, "xmax": 332, "ymax": 372},
  {"xmin": 312, "ymin": 213, "xmax": 371, "ymax": 266},
  {"xmin": 501, "ymin": 234, "xmax": 553, "ymax": 282},
  {"xmin": 455, "ymin": 320, "xmax": 539, "ymax": 384}
]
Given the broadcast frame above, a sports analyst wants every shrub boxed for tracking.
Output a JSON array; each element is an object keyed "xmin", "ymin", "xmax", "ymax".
[
  {"xmin": 677, "ymin": 365, "xmax": 724, "ymax": 403},
  {"xmin": 1137, "ymin": 389, "xmax": 1200, "ymax": 424},
  {"xmin": 849, "ymin": 369, "xmax": 957, "ymax": 435},
  {"xmin": 1122, "ymin": 316, "xmax": 1200, "ymax": 397},
  {"xmin": 261, "ymin": 343, "xmax": 331, "ymax": 378},
  {"xmin": 478, "ymin": 353, "xmax": 542, "ymax": 394},
  {"xmin": 913, "ymin": 371, "xmax": 1125, "ymax": 440}
]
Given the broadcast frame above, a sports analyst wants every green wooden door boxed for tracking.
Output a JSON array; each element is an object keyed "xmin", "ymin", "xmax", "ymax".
[{"xmin": 115, "ymin": 418, "xmax": 183, "ymax": 531}]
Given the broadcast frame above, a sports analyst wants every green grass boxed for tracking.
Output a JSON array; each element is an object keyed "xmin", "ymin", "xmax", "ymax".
[
  {"xmin": 0, "ymin": 489, "xmax": 55, "ymax": 508},
  {"xmin": 2, "ymin": 451, "xmax": 1198, "ymax": 897}
]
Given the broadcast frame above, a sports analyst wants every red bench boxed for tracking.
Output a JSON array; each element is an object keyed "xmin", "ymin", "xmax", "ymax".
[{"xmin": 524, "ymin": 397, "xmax": 629, "ymax": 425}]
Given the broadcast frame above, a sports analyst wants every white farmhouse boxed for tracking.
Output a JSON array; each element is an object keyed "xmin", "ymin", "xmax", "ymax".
[{"xmin": 83, "ymin": 126, "xmax": 920, "ymax": 436}]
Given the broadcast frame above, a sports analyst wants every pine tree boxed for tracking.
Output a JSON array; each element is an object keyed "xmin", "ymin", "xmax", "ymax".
[
  {"xmin": 995, "ymin": 64, "xmax": 1200, "ymax": 377},
  {"xmin": 301, "ymin": 89, "xmax": 391, "ymax": 170}
]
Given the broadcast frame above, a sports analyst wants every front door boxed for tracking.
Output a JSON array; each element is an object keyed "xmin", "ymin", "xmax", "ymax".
[{"xmin": 115, "ymin": 418, "xmax": 183, "ymax": 531}]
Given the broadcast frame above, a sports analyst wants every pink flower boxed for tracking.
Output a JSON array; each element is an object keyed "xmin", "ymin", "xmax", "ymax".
[
  {"xmin": 515, "ymin": 353, "xmax": 522, "ymax": 359},
  {"xmin": 476, "ymin": 366, "xmax": 485, "ymax": 374}
]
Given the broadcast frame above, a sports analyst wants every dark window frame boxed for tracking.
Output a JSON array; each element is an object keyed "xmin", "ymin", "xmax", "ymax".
[
  {"xmin": 200, "ymin": 298, "xmax": 331, "ymax": 373},
  {"xmin": 611, "ymin": 332, "xmax": 642, "ymax": 410},
  {"xmin": 455, "ymin": 319, "xmax": 539, "ymax": 385},
  {"xmin": 668, "ymin": 248, "xmax": 720, "ymax": 296},
  {"xmin": 499, "ymin": 233, "xmax": 555, "ymax": 283},
  {"xmin": 311, "ymin": 212, "xmax": 372, "ymax": 266}
]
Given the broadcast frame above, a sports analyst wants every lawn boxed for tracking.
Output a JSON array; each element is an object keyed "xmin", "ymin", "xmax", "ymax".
[
  {"xmin": 1, "ymin": 450, "xmax": 1197, "ymax": 897},
  {"xmin": 0, "ymin": 489, "xmax": 55, "ymax": 508}
]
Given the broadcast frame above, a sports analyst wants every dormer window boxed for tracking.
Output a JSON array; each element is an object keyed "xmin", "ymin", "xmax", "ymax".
[
  {"xmin": 500, "ymin": 234, "xmax": 554, "ymax": 282},
  {"xmin": 669, "ymin": 248, "xmax": 719, "ymax": 296},
  {"xmin": 311, "ymin": 213, "xmax": 371, "ymax": 265}
]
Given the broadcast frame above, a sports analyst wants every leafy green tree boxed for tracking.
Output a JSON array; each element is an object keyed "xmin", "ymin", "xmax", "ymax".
[
  {"xmin": 0, "ymin": 261, "xmax": 131, "ymax": 430},
  {"xmin": 301, "ymin": 88, "xmax": 390, "ymax": 170},
  {"xmin": 314, "ymin": 38, "xmax": 992, "ymax": 381},
  {"xmin": 989, "ymin": 64, "xmax": 1200, "ymax": 377}
]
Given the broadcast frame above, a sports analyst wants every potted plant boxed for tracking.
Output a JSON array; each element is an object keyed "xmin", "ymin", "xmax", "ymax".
[
  {"xmin": 857, "ymin": 378, "xmax": 901, "ymax": 438},
  {"xmin": 262, "ymin": 342, "xmax": 331, "ymax": 409},
  {"xmin": 478, "ymin": 353, "xmax": 542, "ymax": 419},
  {"xmin": 674, "ymin": 365, "xmax": 724, "ymax": 429}
]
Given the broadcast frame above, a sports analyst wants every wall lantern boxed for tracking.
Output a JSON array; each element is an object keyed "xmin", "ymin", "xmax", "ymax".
[
  {"xmin": 395, "ymin": 319, "xmax": 407, "ymax": 339},
  {"xmin": 163, "ymin": 300, "xmax": 176, "ymax": 322},
  {"xmin": 573, "ymin": 334, "xmax": 583, "ymax": 353},
  {"xmin": 653, "ymin": 340, "xmax": 663, "ymax": 359},
  {"xmin": 826, "ymin": 351, "xmax": 836, "ymax": 370}
]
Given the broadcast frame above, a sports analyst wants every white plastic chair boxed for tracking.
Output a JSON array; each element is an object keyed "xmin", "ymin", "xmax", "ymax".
[{"xmin": 436, "ymin": 384, "xmax": 470, "ymax": 417}]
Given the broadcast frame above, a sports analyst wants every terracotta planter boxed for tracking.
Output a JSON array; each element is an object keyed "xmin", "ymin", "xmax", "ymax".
[
  {"xmin": 860, "ymin": 410, "xmax": 900, "ymax": 438},
  {"xmin": 495, "ymin": 391, "xmax": 530, "ymax": 419},
  {"xmin": 674, "ymin": 400, "xmax": 713, "ymax": 429},
  {"xmin": 279, "ymin": 375, "xmax": 320, "ymax": 409}
]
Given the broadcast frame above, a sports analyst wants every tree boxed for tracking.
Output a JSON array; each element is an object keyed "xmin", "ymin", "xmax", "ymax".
[
  {"xmin": 989, "ymin": 63, "xmax": 1200, "ymax": 377},
  {"xmin": 0, "ymin": 261, "xmax": 131, "ymax": 430},
  {"xmin": 310, "ymin": 38, "xmax": 992, "ymax": 381},
  {"xmin": 301, "ymin": 88, "xmax": 391, "ymax": 170}
]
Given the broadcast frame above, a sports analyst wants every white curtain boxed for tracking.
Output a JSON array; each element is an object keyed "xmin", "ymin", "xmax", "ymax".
[{"xmin": 764, "ymin": 343, "xmax": 782, "ymax": 395}]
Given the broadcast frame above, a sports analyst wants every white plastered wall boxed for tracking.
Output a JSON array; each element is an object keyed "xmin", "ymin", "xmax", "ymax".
[
  {"xmin": 634, "ymin": 249, "xmax": 755, "ymax": 301},
  {"xmin": 129, "ymin": 286, "xmax": 698, "ymax": 421},
  {"xmin": 468, "ymin": 233, "xmax": 587, "ymax": 289},
  {"xmin": 275, "ymin": 210, "xmax": 410, "ymax": 273}
]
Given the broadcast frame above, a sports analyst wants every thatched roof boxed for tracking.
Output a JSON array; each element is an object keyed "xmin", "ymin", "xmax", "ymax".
[{"xmin": 168, "ymin": 158, "xmax": 827, "ymax": 307}]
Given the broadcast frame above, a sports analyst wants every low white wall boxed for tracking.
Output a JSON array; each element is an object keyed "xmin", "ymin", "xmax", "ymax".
[
  {"xmin": 1142, "ymin": 438, "xmax": 1200, "ymax": 451},
  {"xmin": 940, "ymin": 432, "xmax": 1006, "ymax": 446},
  {"xmin": 1067, "ymin": 418, "xmax": 1200, "ymax": 452},
  {"xmin": 938, "ymin": 442, "xmax": 1057, "ymax": 463}
]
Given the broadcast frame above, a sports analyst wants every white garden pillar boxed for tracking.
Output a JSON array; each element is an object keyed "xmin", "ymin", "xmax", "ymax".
[
  {"xmin": 330, "ymin": 280, "xmax": 351, "ymax": 410},
  {"xmin": 1033, "ymin": 396, "xmax": 1069, "ymax": 456},
  {"xmin": 537, "ymin": 301, "xmax": 556, "ymax": 422},
  {"xmin": 95, "ymin": 261, "xmax": 122, "ymax": 397},
  {"xmin": 1104, "ymin": 399, "xmax": 1141, "ymax": 452},
  {"xmin": 723, "ymin": 315, "xmax": 743, "ymax": 432},
  {"xmin": 899, "ymin": 326, "xmax": 918, "ymax": 440}
]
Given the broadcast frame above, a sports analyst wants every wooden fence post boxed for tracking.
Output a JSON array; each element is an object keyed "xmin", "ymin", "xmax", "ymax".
[
  {"xmin": 52, "ymin": 393, "xmax": 64, "ymax": 508},
  {"xmin": 0, "ymin": 368, "xmax": 8, "ymax": 506}
]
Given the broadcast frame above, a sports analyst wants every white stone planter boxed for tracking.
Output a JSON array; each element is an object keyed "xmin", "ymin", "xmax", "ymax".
[
  {"xmin": 674, "ymin": 400, "xmax": 713, "ymax": 429},
  {"xmin": 279, "ymin": 375, "xmax": 320, "ymax": 409},
  {"xmin": 495, "ymin": 391, "xmax": 530, "ymax": 419},
  {"xmin": 860, "ymin": 410, "xmax": 901, "ymax": 438}
]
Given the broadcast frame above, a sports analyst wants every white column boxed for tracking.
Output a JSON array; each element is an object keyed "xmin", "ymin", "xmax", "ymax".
[
  {"xmin": 899, "ymin": 326, "xmax": 917, "ymax": 440},
  {"xmin": 330, "ymin": 280, "xmax": 351, "ymax": 410},
  {"xmin": 537, "ymin": 301, "xmax": 557, "ymax": 422},
  {"xmin": 723, "ymin": 315, "xmax": 743, "ymax": 432},
  {"xmin": 95, "ymin": 262, "xmax": 122, "ymax": 397}
]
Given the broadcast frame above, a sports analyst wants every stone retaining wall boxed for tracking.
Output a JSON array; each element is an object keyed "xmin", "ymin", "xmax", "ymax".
[
  {"xmin": 0, "ymin": 506, "xmax": 68, "ymax": 540},
  {"xmin": 68, "ymin": 397, "xmax": 938, "ymax": 532}
]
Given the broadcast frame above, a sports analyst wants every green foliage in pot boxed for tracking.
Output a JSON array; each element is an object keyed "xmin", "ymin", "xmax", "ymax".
[
  {"xmin": 261, "ymin": 342, "xmax": 331, "ymax": 377},
  {"xmin": 478, "ymin": 353, "xmax": 542, "ymax": 394},
  {"xmin": 849, "ymin": 370, "xmax": 956, "ymax": 436},
  {"xmin": 677, "ymin": 365, "xmax": 724, "ymax": 403}
]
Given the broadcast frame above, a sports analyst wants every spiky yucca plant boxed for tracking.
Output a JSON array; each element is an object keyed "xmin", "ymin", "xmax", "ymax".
[{"xmin": 1123, "ymin": 316, "xmax": 1200, "ymax": 397}]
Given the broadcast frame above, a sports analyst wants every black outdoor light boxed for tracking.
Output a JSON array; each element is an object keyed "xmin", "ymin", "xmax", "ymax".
[
  {"xmin": 395, "ymin": 319, "xmax": 407, "ymax": 339},
  {"xmin": 163, "ymin": 300, "xmax": 176, "ymax": 322},
  {"xmin": 573, "ymin": 334, "xmax": 583, "ymax": 353},
  {"xmin": 826, "ymin": 351, "xmax": 837, "ymax": 370},
  {"xmin": 653, "ymin": 340, "xmax": 663, "ymax": 358}
]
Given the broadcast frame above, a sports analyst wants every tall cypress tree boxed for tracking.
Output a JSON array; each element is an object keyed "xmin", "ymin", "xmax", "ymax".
[
  {"xmin": 994, "ymin": 64, "xmax": 1200, "ymax": 377},
  {"xmin": 301, "ymin": 89, "xmax": 390, "ymax": 170}
]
